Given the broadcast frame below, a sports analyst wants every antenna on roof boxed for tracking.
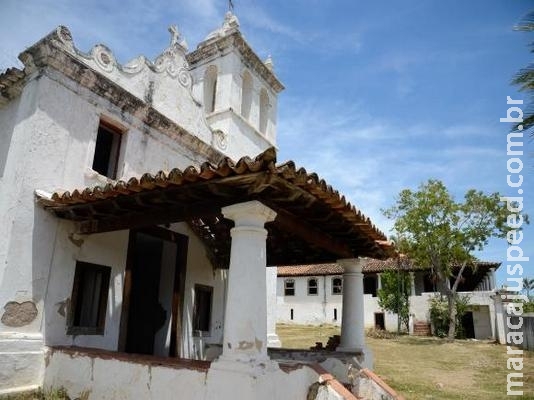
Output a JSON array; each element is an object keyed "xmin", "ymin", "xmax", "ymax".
[{"xmin": 228, "ymin": 0, "xmax": 234, "ymax": 13}]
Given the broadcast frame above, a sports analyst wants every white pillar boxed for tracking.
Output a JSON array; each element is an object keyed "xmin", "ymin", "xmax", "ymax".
[
  {"xmin": 409, "ymin": 271, "xmax": 416, "ymax": 297},
  {"xmin": 266, "ymin": 266, "xmax": 281, "ymax": 348},
  {"xmin": 218, "ymin": 201, "xmax": 276, "ymax": 364},
  {"xmin": 494, "ymin": 294, "xmax": 506, "ymax": 344},
  {"xmin": 376, "ymin": 273, "xmax": 382, "ymax": 291},
  {"xmin": 489, "ymin": 268, "xmax": 496, "ymax": 290},
  {"xmin": 337, "ymin": 258, "xmax": 372, "ymax": 367}
]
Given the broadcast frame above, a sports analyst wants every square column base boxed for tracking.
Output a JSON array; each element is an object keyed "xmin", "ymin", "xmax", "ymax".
[
  {"xmin": 267, "ymin": 334, "xmax": 282, "ymax": 348},
  {"xmin": 336, "ymin": 345, "xmax": 374, "ymax": 369}
]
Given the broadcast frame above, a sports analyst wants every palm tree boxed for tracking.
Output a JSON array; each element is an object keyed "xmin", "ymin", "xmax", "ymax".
[
  {"xmin": 523, "ymin": 277, "xmax": 534, "ymax": 299},
  {"xmin": 512, "ymin": 11, "xmax": 534, "ymax": 133}
]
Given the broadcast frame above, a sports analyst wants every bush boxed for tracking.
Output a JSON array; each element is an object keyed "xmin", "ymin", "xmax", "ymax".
[
  {"xmin": 524, "ymin": 301, "xmax": 534, "ymax": 313},
  {"xmin": 428, "ymin": 294, "xmax": 470, "ymax": 338}
]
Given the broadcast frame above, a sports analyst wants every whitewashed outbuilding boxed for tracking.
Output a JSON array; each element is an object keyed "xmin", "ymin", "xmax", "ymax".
[
  {"xmin": 276, "ymin": 260, "xmax": 500, "ymax": 340},
  {"xmin": 0, "ymin": 12, "xmax": 401, "ymax": 400}
]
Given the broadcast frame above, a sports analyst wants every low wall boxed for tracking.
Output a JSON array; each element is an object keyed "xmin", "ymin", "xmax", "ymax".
[
  {"xmin": 356, "ymin": 369, "xmax": 405, "ymax": 400},
  {"xmin": 43, "ymin": 346, "xmax": 357, "ymax": 400},
  {"xmin": 0, "ymin": 332, "xmax": 45, "ymax": 395}
]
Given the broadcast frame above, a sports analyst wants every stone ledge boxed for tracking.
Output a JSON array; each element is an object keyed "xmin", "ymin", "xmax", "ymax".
[
  {"xmin": 268, "ymin": 347, "xmax": 362, "ymax": 364},
  {"xmin": 48, "ymin": 346, "xmax": 211, "ymax": 373}
]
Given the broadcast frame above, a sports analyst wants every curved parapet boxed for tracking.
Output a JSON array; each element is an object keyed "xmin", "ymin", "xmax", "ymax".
[{"xmin": 18, "ymin": 25, "xmax": 213, "ymax": 146}]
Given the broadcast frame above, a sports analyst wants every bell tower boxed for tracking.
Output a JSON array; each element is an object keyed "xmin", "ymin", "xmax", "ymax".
[{"xmin": 187, "ymin": 12, "xmax": 284, "ymax": 160}]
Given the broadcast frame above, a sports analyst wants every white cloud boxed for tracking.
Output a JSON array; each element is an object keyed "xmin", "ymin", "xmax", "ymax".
[
  {"xmin": 237, "ymin": 3, "xmax": 305, "ymax": 43},
  {"xmin": 276, "ymin": 94, "xmax": 511, "ymax": 236}
]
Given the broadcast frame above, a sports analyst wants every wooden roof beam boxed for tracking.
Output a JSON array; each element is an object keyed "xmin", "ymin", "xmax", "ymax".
[{"xmin": 272, "ymin": 207, "xmax": 353, "ymax": 259}]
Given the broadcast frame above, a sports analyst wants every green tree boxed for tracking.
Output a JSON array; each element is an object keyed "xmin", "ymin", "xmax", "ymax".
[
  {"xmin": 383, "ymin": 180, "xmax": 527, "ymax": 340},
  {"xmin": 377, "ymin": 265, "xmax": 411, "ymax": 333},
  {"xmin": 523, "ymin": 277, "xmax": 534, "ymax": 299},
  {"xmin": 512, "ymin": 10, "xmax": 534, "ymax": 133}
]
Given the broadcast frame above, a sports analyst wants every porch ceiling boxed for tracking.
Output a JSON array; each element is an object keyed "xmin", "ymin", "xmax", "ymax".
[{"xmin": 35, "ymin": 148, "xmax": 394, "ymax": 268}]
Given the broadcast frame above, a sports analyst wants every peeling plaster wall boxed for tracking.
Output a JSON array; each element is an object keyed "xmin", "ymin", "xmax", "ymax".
[
  {"xmin": 43, "ymin": 223, "xmax": 129, "ymax": 350},
  {"xmin": 0, "ymin": 70, "xmax": 213, "ymax": 331},
  {"xmin": 0, "ymin": 68, "xmax": 219, "ymax": 392}
]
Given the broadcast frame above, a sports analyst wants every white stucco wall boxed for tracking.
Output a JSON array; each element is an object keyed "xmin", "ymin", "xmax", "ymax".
[
  {"xmin": 190, "ymin": 48, "xmax": 279, "ymax": 160},
  {"xmin": 171, "ymin": 223, "xmax": 227, "ymax": 360},
  {"xmin": 276, "ymin": 276, "xmax": 497, "ymax": 339},
  {"xmin": 277, "ymin": 276, "xmax": 343, "ymax": 325},
  {"xmin": 43, "ymin": 224, "xmax": 129, "ymax": 350},
  {"xmin": 44, "ymin": 349, "xmax": 338, "ymax": 400},
  {"xmin": 0, "ymin": 69, "xmax": 216, "ymax": 333}
]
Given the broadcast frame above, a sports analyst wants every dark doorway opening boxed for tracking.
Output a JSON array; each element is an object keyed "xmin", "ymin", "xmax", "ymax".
[
  {"xmin": 119, "ymin": 228, "xmax": 188, "ymax": 357},
  {"xmin": 460, "ymin": 311, "xmax": 475, "ymax": 339},
  {"xmin": 375, "ymin": 312, "xmax": 385, "ymax": 330}
]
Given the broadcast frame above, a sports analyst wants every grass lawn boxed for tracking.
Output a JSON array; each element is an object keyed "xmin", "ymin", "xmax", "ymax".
[{"xmin": 276, "ymin": 323, "xmax": 534, "ymax": 400}]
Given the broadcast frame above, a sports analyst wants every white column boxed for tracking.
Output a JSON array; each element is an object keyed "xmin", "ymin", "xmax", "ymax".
[
  {"xmin": 494, "ymin": 294, "xmax": 506, "ymax": 344},
  {"xmin": 218, "ymin": 201, "xmax": 276, "ymax": 364},
  {"xmin": 489, "ymin": 268, "xmax": 496, "ymax": 290},
  {"xmin": 266, "ymin": 266, "xmax": 281, "ymax": 348},
  {"xmin": 409, "ymin": 271, "xmax": 416, "ymax": 296},
  {"xmin": 337, "ymin": 258, "xmax": 365, "ymax": 352},
  {"xmin": 376, "ymin": 273, "xmax": 382, "ymax": 291}
]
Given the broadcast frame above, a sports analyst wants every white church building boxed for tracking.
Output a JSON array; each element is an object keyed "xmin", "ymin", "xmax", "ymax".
[{"xmin": 0, "ymin": 12, "xmax": 402, "ymax": 400}]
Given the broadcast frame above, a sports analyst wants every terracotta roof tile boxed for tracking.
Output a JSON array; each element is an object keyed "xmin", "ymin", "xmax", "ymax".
[
  {"xmin": 36, "ymin": 148, "xmax": 396, "ymax": 264},
  {"xmin": 277, "ymin": 259, "xmax": 500, "ymax": 276}
]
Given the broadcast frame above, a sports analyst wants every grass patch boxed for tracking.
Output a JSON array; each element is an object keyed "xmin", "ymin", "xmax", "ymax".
[
  {"xmin": 0, "ymin": 388, "xmax": 70, "ymax": 400},
  {"xmin": 276, "ymin": 323, "xmax": 534, "ymax": 400}
]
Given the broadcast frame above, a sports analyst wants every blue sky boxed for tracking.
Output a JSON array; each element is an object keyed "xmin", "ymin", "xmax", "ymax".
[{"xmin": 1, "ymin": 0, "xmax": 532, "ymax": 287}]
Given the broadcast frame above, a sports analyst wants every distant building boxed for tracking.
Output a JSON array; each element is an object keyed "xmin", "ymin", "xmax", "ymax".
[{"xmin": 277, "ymin": 259, "xmax": 500, "ymax": 340}]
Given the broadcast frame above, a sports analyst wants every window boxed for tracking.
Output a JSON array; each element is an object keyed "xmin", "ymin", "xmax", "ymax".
[
  {"xmin": 307, "ymin": 278, "xmax": 318, "ymax": 296},
  {"xmin": 364, "ymin": 275, "xmax": 378, "ymax": 297},
  {"xmin": 92, "ymin": 119, "xmax": 123, "ymax": 179},
  {"xmin": 259, "ymin": 88, "xmax": 269, "ymax": 134},
  {"xmin": 68, "ymin": 261, "xmax": 111, "ymax": 335},
  {"xmin": 284, "ymin": 279, "xmax": 295, "ymax": 296},
  {"xmin": 193, "ymin": 284, "xmax": 213, "ymax": 336},
  {"xmin": 332, "ymin": 277, "xmax": 343, "ymax": 295},
  {"xmin": 333, "ymin": 308, "xmax": 338, "ymax": 321},
  {"xmin": 241, "ymin": 70, "xmax": 252, "ymax": 120},
  {"xmin": 204, "ymin": 65, "xmax": 218, "ymax": 113}
]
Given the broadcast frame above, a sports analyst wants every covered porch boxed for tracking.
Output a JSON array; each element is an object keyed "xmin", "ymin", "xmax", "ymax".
[{"xmin": 37, "ymin": 148, "xmax": 395, "ymax": 399}]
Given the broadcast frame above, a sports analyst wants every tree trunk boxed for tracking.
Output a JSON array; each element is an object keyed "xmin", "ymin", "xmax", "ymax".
[
  {"xmin": 446, "ymin": 261, "xmax": 468, "ymax": 340},
  {"xmin": 447, "ymin": 294, "xmax": 457, "ymax": 340}
]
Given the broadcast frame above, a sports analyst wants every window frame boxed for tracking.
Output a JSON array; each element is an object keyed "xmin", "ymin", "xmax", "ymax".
[
  {"xmin": 92, "ymin": 118, "xmax": 125, "ymax": 179},
  {"xmin": 284, "ymin": 279, "xmax": 295, "ymax": 296},
  {"xmin": 192, "ymin": 284, "xmax": 213, "ymax": 337},
  {"xmin": 307, "ymin": 277, "xmax": 319, "ymax": 296},
  {"xmin": 67, "ymin": 261, "xmax": 111, "ymax": 336},
  {"xmin": 332, "ymin": 276, "xmax": 343, "ymax": 295}
]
